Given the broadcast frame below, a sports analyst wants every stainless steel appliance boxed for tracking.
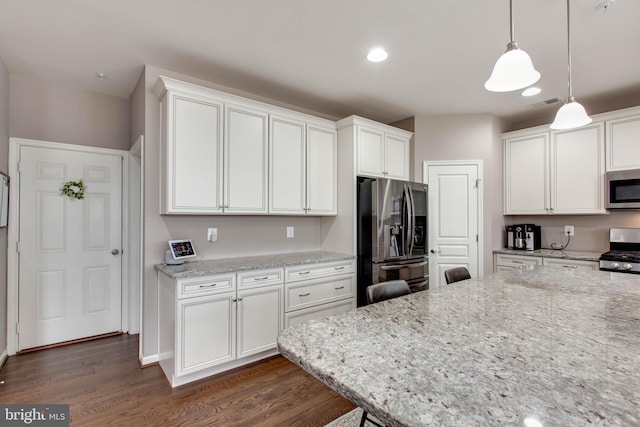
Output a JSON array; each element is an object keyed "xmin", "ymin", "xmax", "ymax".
[
  {"xmin": 507, "ymin": 224, "xmax": 541, "ymax": 251},
  {"xmin": 605, "ymin": 169, "xmax": 640, "ymax": 209},
  {"xmin": 357, "ymin": 178, "xmax": 428, "ymax": 306},
  {"xmin": 599, "ymin": 228, "xmax": 640, "ymax": 273}
]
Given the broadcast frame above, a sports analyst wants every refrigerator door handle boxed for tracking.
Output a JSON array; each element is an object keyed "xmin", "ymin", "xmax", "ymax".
[
  {"xmin": 380, "ymin": 260, "xmax": 428, "ymax": 270},
  {"xmin": 405, "ymin": 185, "xmax": 415, "ymax": 257}
]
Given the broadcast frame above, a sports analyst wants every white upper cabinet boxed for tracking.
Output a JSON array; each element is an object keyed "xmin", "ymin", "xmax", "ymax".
[
  {"xmin": 306, "ymin": 124, "xmax": 337, "ymax": 215},
  {"xmin": 606, "ymin": 113, "xmax": 640, "ymax": 171},
  {"xmin": 551, "ymin": 124, "xmax": 605, "ymax": 214},
  {"xmin": 224, "ymin": 104, "xmax": 269, "ymax": 214},
  {"xmin": 156, "ymin": 85, "xmax": 224, "ymax": 214},
  {"xmin": 339, "ymin": 116, "xmax": 411, "ymax": 181},
  {"xmin": 503, "ymin": 122, "xmax": 605, "ymax": 215},
  {"xmin": 154, "ymin": 76, "xmax": 337, "ymax": 216},
  {"xmin": 503, "ymin": 132, "xmax": 549, "ymax": 215},
  {"xmin": 269, "ymin": 114, "xmax": 337, "ymax": 215}
]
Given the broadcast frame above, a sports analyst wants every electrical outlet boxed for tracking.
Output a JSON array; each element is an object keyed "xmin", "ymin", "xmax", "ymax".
[
  {"xmin": 286, "ymin": 226, "xmax": 294, "ymax": 238},
  {"xmin": 564, "ymin": 225, "xmax": 574, "ymax": 236},
  {"xmin": 207, "ymin": 228, "xmax": 218, "ymax": 242}
]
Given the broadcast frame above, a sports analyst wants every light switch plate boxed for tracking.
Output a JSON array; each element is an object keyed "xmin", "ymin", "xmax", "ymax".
[
  {"xmin": 286, "ymin": 226, "xmax": 294, "ymax": 238},
  {"xmin": 207, "ymin": 228, "xmax": 218, "ymax": 242}
]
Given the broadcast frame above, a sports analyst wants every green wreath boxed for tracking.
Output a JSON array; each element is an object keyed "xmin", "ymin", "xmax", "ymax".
[{"xmin": 60, "ymin": 179, "xmax": 86, "ymax": 200}]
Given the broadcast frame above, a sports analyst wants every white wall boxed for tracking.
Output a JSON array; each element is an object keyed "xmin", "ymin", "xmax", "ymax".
[
  {"xmin": 137, "ymin": 65, "xmax": 335, "ymax": 362},
  {"xmin": 0, "ymin": 57, "xmax": 9, "ymax": 361},
  {"xmin": 413, "ymin": 114, "xmax": 505, "ymax": 275},
  {"xmin": 9, "ymin": 75, "xmax": 130, "ymax": 150}
]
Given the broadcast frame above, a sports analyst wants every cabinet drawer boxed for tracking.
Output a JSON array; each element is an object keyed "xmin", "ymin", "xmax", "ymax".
[
  {"xmin": 285, "ymin": 275, "xmax": 355, "ymax": 312},
  {"xmin": 177, "ymin": 274, "xmax": 236, "ymax": 299},
  {"xmin": 542, "ymin": 258, "xmax": 599, "ymax": 271},
  {"xmin": 237, "ymin": 268, "xmax": 284, "ymax": 289},
  {"xmin": 495, "ymin": 254, "xmax": 542, "ymax": 268},
  {"xmin": 285, "ymin": 259, "xmax": 355, "ymax": 283},
  {"xmin": 285, "ymin": 298, "xmax": 356, "ymax": 328}
]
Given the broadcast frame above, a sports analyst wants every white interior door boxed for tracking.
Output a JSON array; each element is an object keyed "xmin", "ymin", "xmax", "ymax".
[
  {"xmin": 18, "ymin": 145, "xmax": 123, "ymax": 350},
  {"xmin": 425, "ymin": 161, "xmax": 482, "ymax": 289}
]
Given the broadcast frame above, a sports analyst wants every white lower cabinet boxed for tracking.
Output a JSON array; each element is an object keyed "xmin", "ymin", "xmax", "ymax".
[
  {"xmin": 493, "ymin": 254, "xmax": 543, "ymax": 271},
  {"xmin": 159, "ymin": 269, "xmax": 283, "ymax": 387},
  {"xmin": 158, "ymin": 259, "xmax": 357, "ymax": 387},
  {"xmin": 493, "ymin": 253, "xmax": 598, "ymax": 272},
  {"xmin": 541, "ymin": 258, "xmax": 599, "ymax": 271},
  {"xmin": 284, "ymin": 259, "xmax": 356, "ymax": 327}
]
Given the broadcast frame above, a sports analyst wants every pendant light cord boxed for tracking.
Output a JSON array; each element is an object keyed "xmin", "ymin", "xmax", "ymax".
[
  {"xmin": 509, "ymin": 0, "xmax": 514, "ymax": 42},
  {"xmin": 566, "ymin": 0, "xmax": 574, "ymax": 99}
]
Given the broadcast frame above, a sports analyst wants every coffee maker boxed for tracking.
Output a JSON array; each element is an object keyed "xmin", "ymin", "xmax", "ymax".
[{"xmin": 507, "ymin": 224, "xmax": 541, "ymax": 251}]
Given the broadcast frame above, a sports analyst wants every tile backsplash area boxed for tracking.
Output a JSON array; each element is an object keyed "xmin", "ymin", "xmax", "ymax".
[{"xmin": 504, "ymin": 211, "xmax": 640, "ymax": 252}]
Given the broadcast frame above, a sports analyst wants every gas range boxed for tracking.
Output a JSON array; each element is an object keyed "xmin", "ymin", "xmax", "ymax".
[{"xmin": 599, "ymin": 228, "xmax": 640, "ymax": 274}]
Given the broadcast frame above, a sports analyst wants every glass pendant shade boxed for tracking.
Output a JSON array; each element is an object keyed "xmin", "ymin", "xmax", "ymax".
[
  {"xmin": 485, "ymin": 42, "xmax": 541, "ymax": 92},
  {"xmin": 550, "ymin": 97, "xmax": 592, "ymax": 130}
]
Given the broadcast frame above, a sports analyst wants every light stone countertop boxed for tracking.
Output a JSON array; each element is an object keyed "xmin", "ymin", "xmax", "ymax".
[
  {"xmin": 494, "ymin": 248, "xmax": 602, "ymax": 262},
  {"xmin": 155, "ymin": 250, "xmax": 355, "ymax": 279},
  {"xmin": 278, "ymin": 266, "xmax": 640, "ymax": 426}
]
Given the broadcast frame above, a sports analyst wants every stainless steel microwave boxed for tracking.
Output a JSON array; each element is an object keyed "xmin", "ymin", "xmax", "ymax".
[{"xmin": 606, "ymin": 169, "xmax": 640, "ymax": 209}]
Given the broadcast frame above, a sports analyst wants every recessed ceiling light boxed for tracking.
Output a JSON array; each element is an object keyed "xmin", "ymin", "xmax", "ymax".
[
  {"xmin": 522, "ymin": 87, "xmax": 542, "ymax": 97},
  {"xmin": 367, "ymin": 48, "xmax": 388, "ymax": 63},
  {"xmin": 96, "ymin": 72, "xmax": 107, "ymax": 80}
]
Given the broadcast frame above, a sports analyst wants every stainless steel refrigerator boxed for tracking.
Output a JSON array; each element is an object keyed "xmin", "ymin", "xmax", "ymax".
[{"xmin": 357, "ymin": 177, "xmax": 428, "ymax": 306}]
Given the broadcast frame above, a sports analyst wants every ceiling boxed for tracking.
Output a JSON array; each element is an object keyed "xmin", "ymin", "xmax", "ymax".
[{"xmin": 1, "ymin": 0, "xmax": 639, "ymax": 126}]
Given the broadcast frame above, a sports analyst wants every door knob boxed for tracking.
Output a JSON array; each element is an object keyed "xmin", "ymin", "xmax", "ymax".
[
  {"xmin": 111, "ymin": 249, "xmax": 120, "ymax": 255},
  {"xmin": 430, "ymin": 249, "xmax": 440, "ymax": 254}
]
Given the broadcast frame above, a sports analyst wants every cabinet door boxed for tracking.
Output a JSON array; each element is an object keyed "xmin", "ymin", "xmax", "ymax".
[
  {"xmin": 503, "ymin": 133, "xmax": 549, "ymax": 215},
  {"xmin": 606, "ymin": 115, "xmax": 640, "ymax": 171},
  {"xmin": 356, "ymin": 127, "xmax": 385, "ymax": 177},
  {"xmin": 269, "ymin": 116, "xmax": 306, "ymax": 214},
  {"xmin": 164, "ymin": 93, "xmax": 223, "ymax": 214},
  {"xmin": 307, "ymin": 124, "xmax": 337, "ymax": 215},
  {"xmin": 176, "ymin": 292, "xmax": 236, "ymax": 377},
  {"xmin": 551, "ymin": 123, "xmax": 605, "ymax": 214},
  {"xmin": 237, "ymin": 285, "xmax": 284, "ymax": 358},
  {"xmin": 384, "ymin": 134, "xmax": 410, "ymax": 180},
  {"xmin": 224, "ymin": 104, "xmax": 268, "ymax": 213}
]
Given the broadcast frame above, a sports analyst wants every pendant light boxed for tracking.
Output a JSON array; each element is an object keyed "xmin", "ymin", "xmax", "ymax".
[
  {"xmin": 550, "ymin": 0, "xmax": 592, "ymax": 130},
  {"xmin": 485, "ymin": 0, "xmax": 540, "ymax": 92}
]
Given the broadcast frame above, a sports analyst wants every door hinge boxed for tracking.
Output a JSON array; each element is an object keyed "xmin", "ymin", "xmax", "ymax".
[
  {"xmin": 16, "ymin": 241, "xmax": 21, "ymax": 253},
  {"xmin": 15, "ymin": 322, "xmax": 19, "ymax": 335},
  {"xmin": 17, "ymin": 161, "xmax": 22, "ymax": 173},
  {"xmin": 476, "ymin": 234, "xmax": 479, "ymax": 242}
]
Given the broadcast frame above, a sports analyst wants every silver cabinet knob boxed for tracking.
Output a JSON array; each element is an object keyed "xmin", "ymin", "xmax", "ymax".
[{"xmin": 111, "ymin": 249, "xmax": 120, "ymax": 255}]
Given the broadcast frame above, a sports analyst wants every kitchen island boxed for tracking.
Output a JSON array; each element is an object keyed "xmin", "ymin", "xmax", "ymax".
[{"xmin": 277, "ymin": 266, "xmax": 640, "ymax": 426}]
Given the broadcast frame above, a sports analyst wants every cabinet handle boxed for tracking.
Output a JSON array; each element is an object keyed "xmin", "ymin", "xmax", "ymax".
[
  {"xmin": 562, "ymin": 265, "xmax": 578, "ymax": 269},
  {"xmin": 334, "ymin": 286, "xmax": 344, "ymax": 290},
  {"xmin": 199, "ymin": 283, "xmax": 218, "ymax": 288},
  {"xmin": 253, "ymin": 276, "xmax": 269, "ymax": 281},
  {"xmin": 298, "ymin": 292, "xmax": 310, "ymax": 297},
  {"xmin": 512, "ymin": 261, "xmax": 523, "ymax": 264},
  {"xmin": 334, "ymin": 266, "xmax": 345, "ymax": 271},
  {"xmin": 297, "ymin": 271, "xmax": 310, "ymax": 275},
  {"xmin": 238, "ymin": 297, "xmax": 243, "ymax": 301}
]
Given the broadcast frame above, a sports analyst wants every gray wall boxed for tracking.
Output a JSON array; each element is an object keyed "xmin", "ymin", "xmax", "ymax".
[
  {"xmin": 0, "ymin": 58, "xmax": 9, "ymax": 360},
  {"xmin": 9, "ymin": 75, "xmax": 130, "ymax": 150},
  {"xmin": 413, "ymin": 114, "xmax": 505, "ymax": 275},
  {"xmin": 137, "ymin": 65, "xmax": 335, "ymax": 361}
]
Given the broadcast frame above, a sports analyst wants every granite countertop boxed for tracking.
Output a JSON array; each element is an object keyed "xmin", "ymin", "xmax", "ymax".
[
  {"xmin": 494, "ymin": 248, "xmax": 602, "ymax": 262},
  {"xmin": 278, "ymin": 267, "xmax": 640, "ymax": 426},
  {"xmin": 155, "ymin": 250, "xmax": 355, "ymax": 279}
]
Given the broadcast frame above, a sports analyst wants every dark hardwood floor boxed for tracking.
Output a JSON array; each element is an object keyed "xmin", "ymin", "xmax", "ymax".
[{"xmin": 0, "ymin": 334, "xmax": 355, "ymax": 426}]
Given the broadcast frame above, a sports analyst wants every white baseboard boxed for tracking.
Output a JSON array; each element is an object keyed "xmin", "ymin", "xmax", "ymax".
[
  {"xmin": 140, "ymin": 353, "xmax": 159, "ymax": 367},
  {"xmin": 0, "ymin": 348, "xmax": 8, "ymax": 369}
]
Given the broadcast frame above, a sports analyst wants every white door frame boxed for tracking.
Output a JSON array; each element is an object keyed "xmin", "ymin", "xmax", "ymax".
[
  {"xmin": 423, "ymin": 159, "xmax": 484, "ymax": 288},
  {"xmin": 7, "ymin": 137, "xmax": 131, "ymax": 355}
]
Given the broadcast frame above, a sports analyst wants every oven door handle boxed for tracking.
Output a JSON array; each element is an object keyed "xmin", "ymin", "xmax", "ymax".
[{"xmin": 380, "ymin": 260, "xmax": 428, "ymax": 270}]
